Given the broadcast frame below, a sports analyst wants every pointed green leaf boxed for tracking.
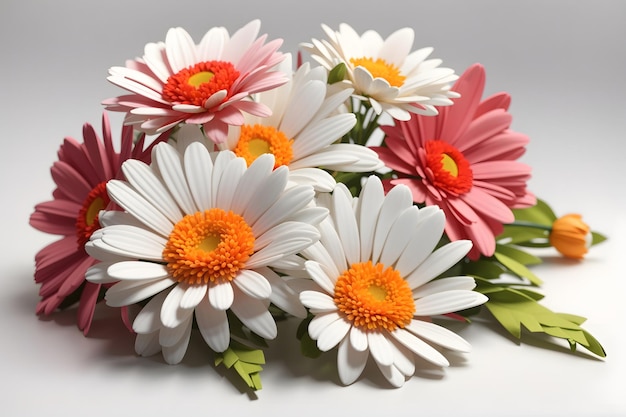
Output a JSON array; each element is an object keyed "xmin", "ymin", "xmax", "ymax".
[
  {"xmin": 328, "ymin": 63, "xmax": 347, "ymax": 84},
  {"xmin": 512, "ymin": 198, "xmax": 557, "ymax": 226},
  {"xmin": 494, "ymin": 251, "xmax": 543, "ymax": 286},
  {"xmin": 592, "ymin": 231, "xmax": 607, "ymax": 246}
]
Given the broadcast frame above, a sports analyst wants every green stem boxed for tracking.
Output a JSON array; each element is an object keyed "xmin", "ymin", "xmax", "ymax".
[{"xmin": 507, "ymin": 221, "xmax": 552, "ymax": 232}]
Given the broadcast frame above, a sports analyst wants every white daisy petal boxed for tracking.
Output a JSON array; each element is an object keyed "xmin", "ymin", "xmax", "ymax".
[
  {"xmin": 230, "ymin": 290, "xmax": 276, "ymax": 340},
  {"xmin": 388, "ymin": 337, "xmax": 416, "ymax": 377},
  {"xmin": 331, "ymin": 183, "xmax": 360, "ymax": 265},
  {"xmin": 261, "ymin": 267, "xmax": 307, "ymax": 318},
  {"xmin": 390, "ymin": 328, "xmax": 449, "ymax": 367},
  {"xmin": 406, "ymin": 240, "xmax": 473, "ymax": 289},
  {"xmin": 349, "ymin": 326, "xmax": 368, "ymax": 352},
  {"xmin": 378, "ymin": 206, "xmax": 418, "ymax": 267},
  {"xmin": 414, "ymin": 290, "xmax": 488, "ymax": 317},
  {"xmin": 107, "ymin": 261, "xmax": 169, "ymax": 281},
  {"xmin": 367, "ymin": 331, "xmax": 394, "ymax": 367},
  {"xmin": 133, "ymin": 292, "xmax": 170, "ymax": 334},
  {"xmin": 394, "ymin": 207, "xmax": 446, "ymax": 276},
  {"xmin": 280, "ymin": 79, "xmax": 326, "ymax": 138},
  {"xmin": 183, "ymin": 142, "xmax": 214, "ymax": 210},
  {"xmin": 161, "ymin": 315, "xmax": 193, "ymax": 364},
  {"xmin": 160, "ymin": 308, "xmax": 194, "ymax": 346},
  {"xmin": 337, "ymin": 335, "xmax": 369, "ymax": 386},
  {"xmin": 85, "ymin": 262, "xmax": 119, "ymax": 284},
  {"xmin": 371, "ymin": 183, "xmax": 413, "ymax": 263},
  {"xmin": 230, "ymin": 153, "xmax": 274, "ymax": 214},
  {"xmin": 208, "ymin": 281, "xmax": 234, "ymax": 310},
  {"xmin": 100, "ymin": 225, "xmax": 167, "ymax": 261},
  {"xmin": 300, "ymin": 290, "xmax": 337, "ymax": 314},
  {"xmin": 180, "ymin": 284, "xmax": 208, "ymax": 309},
  {"xmin": 165, "ymin": 27, "xmax": 197, "ymax": 73},
  {"xmin": 106, "ymin": 180, "xmax": 174, "ymax": 237},
  {"xmin": 287, "ymin": 168, "xmax": 336, "ymax": 192},
  {"xmin": 304, "ymin": 260, "xmax": 336, "ymax": 295},
  {"xmin": 317, "ymin": 316, "xmax": 351, "ymax": 352},
  {"xmin": 155, "ymin": 143, "xmax": 197, "ymax": 214},
  {"xmin": 413, "ymin": 276, "xmax": 478, "ymax": 299},
  {"xmin": 160, "ymin": 284, "xmax": 192, "ymax": 328},
  {"xmin": 215, "ymin": 155, "xmax": 246, "ymax": 210},
  {"xmin": 378, "ymin": 362, "xmax": 407, "ymax": 388},
  {"xmin": 356, "ymin": 176, "xmax": 385, "ymax": 261},
  {"xmin": 135, "ymin": 331, "xmax": 162, "ymax": 357},
  {"xmin": 308, "ymin": 311, "xmax": 343, "ymax": 340},
  {"xmin": 105, "ymin": 278, "xmax": 176, "ymax": 307},
  {"xmin": 232, "ymin": 269, "xmax": 271, "ymax": 300},
  {"xmin": 195, "ymin": 297, "xmax": 230, "ymax": 352},
  {"xmin": 242, "ymin": 167, "xmax": 288, "ymax": 225},
  {"xmin": 250, "ymin": 184, "xmax": 316, "ymax": 237},
  {"xmin": 405, "ymin": 320, "xmax": 472, "ymax": 352},
  {"xmin": 122, "ymin": 159, "xmax": 183, "ymax": 223},
  {"xmin": 247, "ymin": 222, "xmax": 319, "ymax": 268}
]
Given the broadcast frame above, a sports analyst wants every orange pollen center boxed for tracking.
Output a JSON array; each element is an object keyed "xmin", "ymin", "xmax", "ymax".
[
  {"xmin": 162, "ymin": 61, "xmax": 240, "ymax": 106},
  {"xmin": 333, "ymin": 261, "xmax": 415, "ymax": 331},
  {"xmin": 76, "ymin": 181, "xmax": 110, "ymax": 247},
  {"xmin": 424, "ymin": 140, "xmax": 473, "ymax": 195},
  {"xmin": 350, "ymin": 56, "xmax": 406, "ymax": 87},
  {"xmin": 233, "ymin": 124, "xmax": 294, "ymax": 169},
  {"xmin": 162, "ymin": 208, "xmax": 255, "ymax": 285}
]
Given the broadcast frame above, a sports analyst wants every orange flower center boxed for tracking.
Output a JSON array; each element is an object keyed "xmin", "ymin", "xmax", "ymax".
[
  {"xmin": 233, "ymin": 124, "xmax": 294, "ymax": 169},
  {"xmin": 76, "ymin": 181, "xmax": 110, "ymax": 246},
  {"xmin": 162, "ymin": 208, "xmax": 255, "ymax": 285},
  {"xmin": 350, "ymin": 57, "xmax": 406, "ymax": 87},
  {"xmin": 162, "ymin": 61, "xmax": 240, "ymax": 106},
  {"xmin": 333, "ymin": 261, "xmax": 415, "ymax": 331},
  {"xmin": 424, "ymin": 140, "xmax": 473, "ymax": 195}
]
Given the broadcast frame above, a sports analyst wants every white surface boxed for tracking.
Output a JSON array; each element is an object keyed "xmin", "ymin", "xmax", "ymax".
[{"xmin": 1, "ymin": 0, "xmax": 625, "ymax": 415}]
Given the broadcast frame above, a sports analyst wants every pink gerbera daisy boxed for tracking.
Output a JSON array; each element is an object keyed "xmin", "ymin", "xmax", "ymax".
[
  {"xmin": 103, "ymin": 20, "xmax": 288, "ymax": 144},
  {"xmin": 372, "ymin": 64, "xmax": 535, "ymax": 259},
  {"xmin": 29, "ymin": 112, "xmax": 165, "ymax": 334}
]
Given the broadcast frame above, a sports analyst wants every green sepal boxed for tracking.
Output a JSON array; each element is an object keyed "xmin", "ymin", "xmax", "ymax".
[
  {"xmin": 328, "ymin": 63, "xmax": 347, "ymax": 84},
  {"xmin": 214, "ymin": 340, "xmax": 266, "ymax": 391},
  {"xmin": 592, "ymin": 231, "xmax": 608, "ymax": 246},
  {"xmin": 477, "ymin": 281, "xmax": 606, "ymax": 358}
]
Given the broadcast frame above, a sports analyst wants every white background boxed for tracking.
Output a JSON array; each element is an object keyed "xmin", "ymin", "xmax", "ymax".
[{"xmin": 1, "ymin": 0, "xmax": 625, "ymax": 415}]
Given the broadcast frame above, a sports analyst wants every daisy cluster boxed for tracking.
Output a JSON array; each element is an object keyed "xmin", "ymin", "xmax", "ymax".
[{"xmin": 30, "ymin": 20, "xmax": 606, "ymax": 390}]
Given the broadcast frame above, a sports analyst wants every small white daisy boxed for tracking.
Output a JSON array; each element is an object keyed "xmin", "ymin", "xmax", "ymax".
[
  {"xmin": 85, "ymin": 141, "xmax": 327, "ymax": 364},
  {"xmin": 301, "ymin": 23, "xmax": 459, "ymax": 120},
  {"xmin": 298, "ymin": 176, "xmax": 488, "ymax": 387},
  {"xmin": 216, "ymin": 53, "xmax": 382, "ymax": 192}
]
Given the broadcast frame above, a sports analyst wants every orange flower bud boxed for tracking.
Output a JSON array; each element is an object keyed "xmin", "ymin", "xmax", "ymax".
[{"xmin": 549, "ymin": 214, "xmax": 592, "ymax": 259}]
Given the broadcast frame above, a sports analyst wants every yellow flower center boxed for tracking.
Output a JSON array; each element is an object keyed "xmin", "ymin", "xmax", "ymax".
[
  {"xmin": 333, "ymin": 261, "xmax": 415, "ymax": 331},
  {"xmin": 76, "ymin": 181, "xmax": 110, "ymax": 246},
  {"xmin": 350, "ymin": 57, "xmax": 406, "ymax": 87},
  {"xmin": 162, "ymin": 208, "xmax": 255, "ymax": 285},
  {"xmin": 162, "ymin": 61, "xmax": 240, "ymax": 106},
  {"xmin": 233, "ymin": 124, "xmax": 294, "ymax": 169},
  {"xmin": 424, "ymin": 140, "xmax": 473, "ymax": 195}
]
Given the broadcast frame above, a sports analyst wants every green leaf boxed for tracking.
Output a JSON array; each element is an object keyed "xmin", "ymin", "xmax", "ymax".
[
  {"xmin": 462, "ymin": 259, "xmax": 506, "ymax": 279},
  {"xmin": 498, "ymin": 226, "xmax": 550, "ymax": 246},
  {"xmin": 495, "ymin": 244, "xmax": 543, "ymax": 266},
  {"xmin": 493, "ymin": 251, "xmax": 543, "ymax": 286},
  {"xmin": 328, "ymin": 63, "xmax": 347, "ymax": 84},
  {"xmin": 214, "ymin": 341, "xmax": 266, "ymax": 391},
  {"xmin": 483, "ymin": 286, "xmax": 606, "ymax": 358},
  {"xmin": 297, "ymin": 315, "xmax": 322, "ymax": 358},
  {"xmin": 512, "ymin": 198, "xmax": 557, "ymax": 226}
]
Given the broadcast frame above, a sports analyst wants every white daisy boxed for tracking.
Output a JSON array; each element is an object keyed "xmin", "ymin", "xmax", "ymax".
[
  {"xmin": 298, "ymin": 176, "xmax": 488, "ymax": 387},
  {"xmin": 216, "ymin": 53, "xmax": 382, "ymax": 192},
  {"xmin": 301, "ymin": 23, "xmax": 459, "ymax": 120},
  {"xmin": 85, "ymin": 142, "xmax": 327, "ymax": 364}
]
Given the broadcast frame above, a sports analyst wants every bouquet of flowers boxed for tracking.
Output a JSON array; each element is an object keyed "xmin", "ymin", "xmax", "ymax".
[{"xmin": 29, "ymin": 20, "xmax": 606, "ymax": 391}]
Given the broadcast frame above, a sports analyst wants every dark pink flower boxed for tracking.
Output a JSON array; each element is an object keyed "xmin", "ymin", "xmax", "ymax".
[
  {"xmin": 29, "ymin": 112, "xmax": 165, "ymax": 333},
  {"xmin": 372, "ymin": 64, "xmax": 535, "ymax": 259}
]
